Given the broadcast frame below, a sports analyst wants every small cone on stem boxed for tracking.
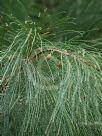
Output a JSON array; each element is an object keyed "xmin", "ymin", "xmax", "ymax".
[
  {"xmin": 47, "ymin": 53, "xmax": 52, "ymax": 60},
  {"xmin": 63, "ymin": 50, "xmax": 70, "ymax": 56},
  {"xmin": 57, "ymin": 61, "xmax": 62, "ymax": 69}
]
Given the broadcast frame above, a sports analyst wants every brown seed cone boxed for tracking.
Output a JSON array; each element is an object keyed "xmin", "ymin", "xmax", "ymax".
[
  {"xmin": 38, "ymin": 48, "xmax": 43, "ymax": 52},
  {"xmin": 57, "ymin": 61, "xmax": 62, "ymax": 69},
  {"xmin": 63, "ymin": 50, "xmax": 70, "ymax": 56},
  {"xmin": 47, "ymin": 54, "xmax": 52, "ymax": 60}
]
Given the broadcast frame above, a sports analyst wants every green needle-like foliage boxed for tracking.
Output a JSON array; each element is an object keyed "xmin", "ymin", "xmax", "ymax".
[{"xmin": 0, "ymin": 0, "xmax": 102, "ymax": 136}]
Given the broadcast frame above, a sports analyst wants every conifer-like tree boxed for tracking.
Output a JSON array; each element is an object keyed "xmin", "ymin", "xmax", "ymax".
[{"xmin": 0, "ymin": 0, "xmax": 102, "ymax": 136}]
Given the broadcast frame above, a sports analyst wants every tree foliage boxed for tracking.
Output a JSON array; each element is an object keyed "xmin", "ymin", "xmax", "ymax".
[{"xmin": 0, "ymin": 0, "xmax": 102, "ymax": 136}]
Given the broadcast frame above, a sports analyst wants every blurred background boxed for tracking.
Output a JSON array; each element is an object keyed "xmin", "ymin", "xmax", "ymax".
[{"xmin": 0, "ymin": 0, "xmax": 102, "ymax": 40}]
